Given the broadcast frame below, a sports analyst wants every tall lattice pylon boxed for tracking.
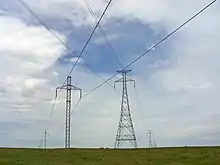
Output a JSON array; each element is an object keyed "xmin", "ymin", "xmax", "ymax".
[
  {"xmin": 56, "ymin": 76, "xmax": 82, "ymax": 148},
  {"xmin": 114, "ymin": 69, "xmax": 138, "ymax": 149}
]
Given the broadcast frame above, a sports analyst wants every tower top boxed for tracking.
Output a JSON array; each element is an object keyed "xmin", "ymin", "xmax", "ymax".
[{"xmin": 117, "ymin": 69, "xmax": 132, "ymax": 73}]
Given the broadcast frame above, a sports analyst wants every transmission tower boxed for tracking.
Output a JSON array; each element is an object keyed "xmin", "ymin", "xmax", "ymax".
[
  {"xmin": 44, "ymin": 130, "xmax": 47, "ymax": 149},
  {"xmin": 56, "ymin": 76, "xmax": 82, "ymax": 148},
  {"xmin": 148, "ymin": 130, "xmax": 153, "ymax": 148},
  {"xmin": 114, "ymin": 69, "xmax": 138, "ymax": 149}
]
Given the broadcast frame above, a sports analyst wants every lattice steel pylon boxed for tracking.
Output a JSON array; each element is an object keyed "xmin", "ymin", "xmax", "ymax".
[
  {"xmin": 114, "ymin": 69, "xmax": 138, "ymax": 149},
  {"xmin": 148, "ymin": 130, "xmax": 153, "ymax": 148},
  {"xmin": 56, "ymin": 76, "xmax": 82, "ymax": 148}
]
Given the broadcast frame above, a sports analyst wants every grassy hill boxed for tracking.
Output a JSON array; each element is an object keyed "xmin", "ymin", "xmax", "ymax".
[{"xmin": 0, "ymin": 147, "xmax": 220, "ymax": 165}]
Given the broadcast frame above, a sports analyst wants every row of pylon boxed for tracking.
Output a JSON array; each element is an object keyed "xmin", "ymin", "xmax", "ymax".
[{"xmin": 44, "ymin": 69, "xmax": 156, "ymax": 149}]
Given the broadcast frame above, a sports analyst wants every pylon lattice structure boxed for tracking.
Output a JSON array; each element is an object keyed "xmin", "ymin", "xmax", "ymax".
[
  {"xmin": 148, "ymin": 130, "xmax": 153, "ymax": 148},
  {"xmin": 44, "ymin": 130, "xmax": 47, "ymax": 149},
  {"xmin": 56, "ymin": 76, "xmax": 82, "ymax": 148},
  {"xmin": 114, "ymin": 69, "xmax": 138, "ymax": 149}
]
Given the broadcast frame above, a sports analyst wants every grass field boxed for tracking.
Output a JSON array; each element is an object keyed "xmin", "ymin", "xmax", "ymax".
[{"xmin": 0, "ymin": 147, "xmax": 220, "ymax": 165}]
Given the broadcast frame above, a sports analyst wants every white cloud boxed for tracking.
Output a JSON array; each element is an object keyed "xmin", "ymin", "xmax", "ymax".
[
  {"xmin": 0, "ymin": 15, "xmax": 66, "ymax": 90},
  {"xmin": 24, "ymin": 77, "xmax": 47, "ymax": 89},
  {"xmin": 0, "ymin": 16, "xmax": 65, "ymax": 71},
  {"xmin": 66, "ymin": 57, "xmax": 84, "ymax": 64},
  {"xmin": 1, "ymin": 0, "xmax": 220, "ymax": 148},
  {"xmin": 0, "ymin": 15, "xmax": 67, "ymax": 146},
  {"xmin": 18, "ymin": 0, "xmax": 218, "ymax": 30},
  {"xmin": 19, "ymin": 0, "xmax": 106, "ymax": 27}
]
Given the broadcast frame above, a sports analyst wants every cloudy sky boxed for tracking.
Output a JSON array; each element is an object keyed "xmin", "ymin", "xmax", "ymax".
[{"xmin": 0, "ymin": 0, "xmax": 220, "ymax": 148}]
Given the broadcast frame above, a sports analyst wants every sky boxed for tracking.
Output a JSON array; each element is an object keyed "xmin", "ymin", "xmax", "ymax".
[{"xmin": 0, "ymin": 0, "xmax": 220, "ymax": 148}]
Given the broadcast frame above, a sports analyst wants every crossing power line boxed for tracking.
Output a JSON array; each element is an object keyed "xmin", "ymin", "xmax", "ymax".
[
  {"xmin": 17, "ymin": 0, "xmax": 115, "ymax": 91},
  {"xmin": 16, "ymin": 0, "xmax": 114, "ymax": 147},
  {"xmin": 17, "ymin": 0, "xmax": 113, "ymax": 97},
  {"xmin": 17, "ymin": 0, "xmax": 216, "ymax": 147},
  {"xmin": 83, "ymin": 0, "xmax": 124, "ymax": 68},
  {"xmin": 55, "ymin": 0, "xmax": 217, "ymax": 147},
  {"xmin": 66, "ymin": 0, "xmax": 217, "ymax": 130},
  {"xmin": 81, "ymin": 0, "xmax": 216, "ymax": 99}
]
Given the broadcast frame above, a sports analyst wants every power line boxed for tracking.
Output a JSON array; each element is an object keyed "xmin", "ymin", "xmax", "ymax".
[
  {"xmin": 70, "ymin": 0, "xmax": 216, "ymax": 145},
  {"xmin": 124, "ymin": 0, "xmax": 217, "ymax": 70},
  {"xmin": 82, "ymin": 0, "xmax": 122, "ymax": 88},
  {"xmin": 18, "ymin": 0, "xmax": 113, "ymax": 96},
  {"xmin": 17, "ymin": 0, "xmax": 113, "ymax": 93},
  {"xmin": 66, "ymin": 0, "xmax": 113, "ymax": 78},
  {"xmin": 81, "ymin": 0, "xmax": 216, "ymax": 99},
  {"xmin": 52, "ymin": 0, "xmax": 113, "ymax": 143},
  {"xmin": 43, "ymin": 0, "xmax": 216, "ymax": 147},
  {"xmin": 70, "ymin": 99, "xmax": 82, "ymax": 116},
  {"xmin": 17, "ymin": 0, "xmax": 65, "ymax": 139},
  {"xmin": 83, "ymin": 63, "xmax": 116, "ymax": 89},
  {"xmin": 18, "ymin": 0, "xmax": 216, "ymax": 147},
  {"xmin": 17, "ymin": 0, "xmax": 114, "ymax": 90},
  {"xmin": 38, "ymin": 95, "xmax": 58, "ymax": 148},
  {"xmin": 36, "ymin": 0, "xmax": 216, "ymax": 147},
  {"xmin": 17, "ymin": 0, "xmax": 71, "ymax": 54},
  {"xmin": 70, "ymin": 85, "xmax": 121, "ymax": 118},
  {"xmin": 83, "ymin": 0, "xmax": 124, "ymax": 68},
  {"xmin": 17, "ymin": 0, "xmax": 113, "ymax": 147}
]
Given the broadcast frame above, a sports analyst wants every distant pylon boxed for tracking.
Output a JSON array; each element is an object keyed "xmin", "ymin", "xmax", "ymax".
[
  {"xmin": 148, "ymin": 130, "xmax": 153, "ymax": 148},
  {"xmin": 56, "ymin": 76, "xmax": 82, "ymax": 148},
  {"xmin": 114, "ymin": 69, "xmax": 138, "ymax": 149},
  {"xmin": 44, "ymin": 130, "xmax": 47, "ymax": 149}
]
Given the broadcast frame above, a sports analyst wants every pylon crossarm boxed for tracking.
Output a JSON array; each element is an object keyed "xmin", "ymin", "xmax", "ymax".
[
  {"xmin": 70, "ymin": 85, "xmax": 82, "ymax": 91},
  {"xmin": 114, "ymin": 78, "xmax": 124, "ymax": 88},
  {"xmin": 125, "ymin": 78, "xmax": 135, "ymax": 87},
  {"xmin": 56, "ymin": 86, "xmax": 65, "ymax": 97},
  {"xmin": 115, "ymin": 78, "xmax": 124, "ymax": 83},
  {"xmin": 70, "ymin": 85, "xmax": 82, "ymax": 98}
]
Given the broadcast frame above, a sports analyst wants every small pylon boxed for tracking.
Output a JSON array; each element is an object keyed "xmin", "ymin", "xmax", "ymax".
[
  {"xmin": 56, "ymin": 76, "xmax": 82, "ymax": 148},
  {"xmin": 114, "ymin": 69, "xmax": 138, "ymax": 148},
  {"xmin": 148, "ymin": 130, "xmax": 153, "ymax": 148},
  {"xmin": 44, "ymin": 130, "xmax": 47, "ymax": 149}
]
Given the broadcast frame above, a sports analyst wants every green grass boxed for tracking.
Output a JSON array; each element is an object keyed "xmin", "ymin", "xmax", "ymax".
[{"xmin": 0, "ymin": 147, "xmax": 220, "ymax": 165}]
